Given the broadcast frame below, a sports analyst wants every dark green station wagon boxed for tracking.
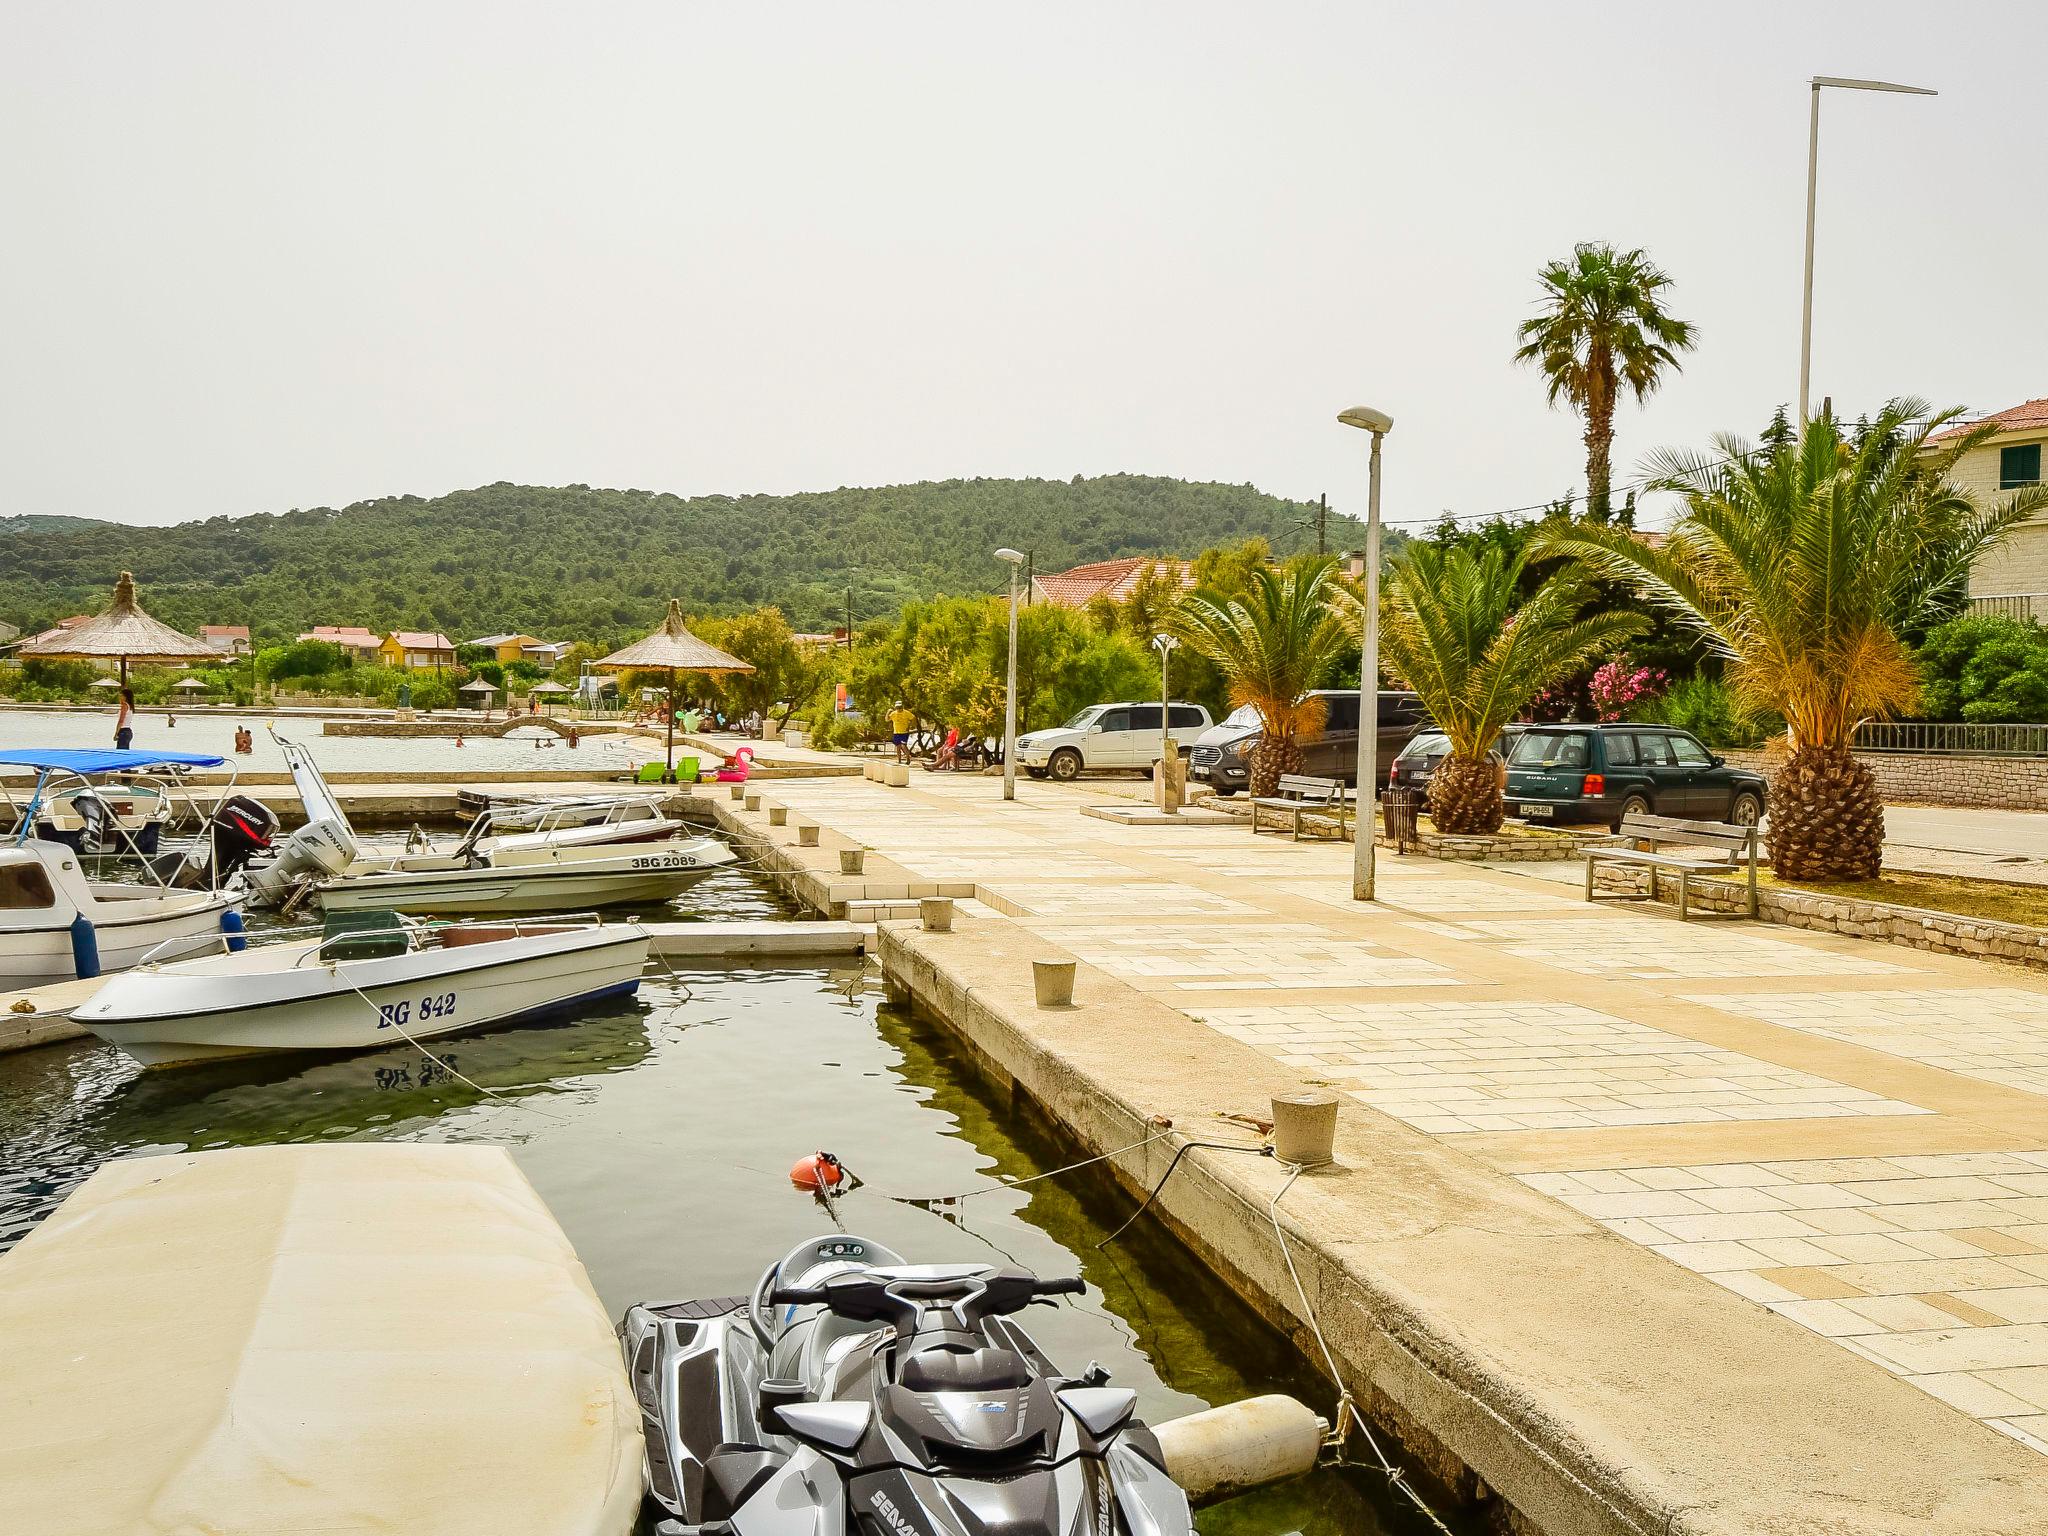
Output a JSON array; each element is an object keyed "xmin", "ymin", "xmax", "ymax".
[{"xmin": 1503, "ymin": 723, "xmax": 1765, "ymax": 829}]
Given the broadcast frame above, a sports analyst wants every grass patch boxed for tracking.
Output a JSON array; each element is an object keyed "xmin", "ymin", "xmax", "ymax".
[{"xmin": 1709, "ymin": 868, "xmax": 2048, "ymax": 930}]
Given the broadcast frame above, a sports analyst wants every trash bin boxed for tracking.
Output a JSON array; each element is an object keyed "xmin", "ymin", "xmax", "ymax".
[{"xmin": 1382, "ymin": 785, "xmax": 1423, "ymax": 850}]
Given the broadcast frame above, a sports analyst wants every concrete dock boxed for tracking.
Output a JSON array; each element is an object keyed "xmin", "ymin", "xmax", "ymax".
[
  {"xmin": 711, "ymin": 770, "xmax": 2048, "ymax": 1535},
  {"xmin": 0, "ymin": 1144, "xmax": 640, "ymax": 1536}
]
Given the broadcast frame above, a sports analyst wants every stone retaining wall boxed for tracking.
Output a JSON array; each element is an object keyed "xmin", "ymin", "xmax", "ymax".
[
  {"xmin": 1386, "ymin": 827, "xmax": 1612, "ymax": 862},
  {"xmin": 1592, "ymin": 864, "xmax": 2048, "ymax": 969},
  {"xmin": 1721, "ymin": 747, "xmax": 2048, "ymax": 810}
]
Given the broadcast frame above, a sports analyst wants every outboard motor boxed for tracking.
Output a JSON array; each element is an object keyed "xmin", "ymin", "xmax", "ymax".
[
  {"xmin": 242, "ymin": 813, "xmax": 356, "ymax": 906},
  {"xmin": 161, "ymin": 794, "xmax": 280, "ymax": 889}
]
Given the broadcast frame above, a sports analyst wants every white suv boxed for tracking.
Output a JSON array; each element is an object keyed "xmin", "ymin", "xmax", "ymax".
[{"xmin": 1017, "ymin": 701, "xmax": 1214, "ymax": 781}]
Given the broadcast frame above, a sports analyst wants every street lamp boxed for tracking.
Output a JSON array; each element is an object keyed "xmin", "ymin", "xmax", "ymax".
[
  {"xmin": 1338, "ymin": 405, "xmax": 1393, "ymax": 902},
  {"xmin": 1152, "ymin": 632, "xmax": 1180, "ymax": 814},
  {"xmin": 1798, "ymin": 75, "xmax": 1936, "ymax": 429},
  {"xmin": 996, "ymin": 548, "xmax": 1026, "ymax": 801}
]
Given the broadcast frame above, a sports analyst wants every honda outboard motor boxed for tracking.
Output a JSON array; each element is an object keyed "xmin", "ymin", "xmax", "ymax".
[{"xmin": 242, "ymin": 814, "xmax": 355, "ymax": 905}]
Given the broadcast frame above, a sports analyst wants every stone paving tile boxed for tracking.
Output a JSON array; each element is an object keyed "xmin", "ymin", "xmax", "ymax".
[
  {"xmin": 1523, "ymin": 1150, "xmax": 2048, "ymax": 1453},
  {"xmin": 1191, "ymin": 1000, "xmax": 1926, "ymax": 1134},
  {"xmin": 1449, "ymin": 916, "xmax": 1912, "ymax": 979},
  {"xmin": 986, "ymin": 882, "xmax": 1257, "ymax": 918},
  {"xmin": 1273, "ymin": 877, "xmax": 1585, "ymax": 915},
  {"xmin": 1682, "ymin": 988, "xmax": 2048, "ymax": 1099},
  {"xmin": 1060, "ymin": 926, "xmax": 1456, "ymax": 991}
]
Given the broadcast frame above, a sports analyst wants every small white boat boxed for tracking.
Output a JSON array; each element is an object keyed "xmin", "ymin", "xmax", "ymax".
[
  {"xmin": 460, "ymin": 790, "xmax": 680, "ymax": 838},
  {"xmin": 244, "ymin": 740, "xmax": 732, "ymax": 914},
  {"xmin": 0, "ymin": 839, "xmax": 242, "ymax": 986},
  {"xmin": 72, "ymin": 916, "xmax": 650, "ymax": 1067}
]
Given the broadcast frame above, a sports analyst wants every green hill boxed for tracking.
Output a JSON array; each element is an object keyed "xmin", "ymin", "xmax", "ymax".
[{"xmin": 0, "ymin": 476, "xmax": 1363, "ymax": 645}]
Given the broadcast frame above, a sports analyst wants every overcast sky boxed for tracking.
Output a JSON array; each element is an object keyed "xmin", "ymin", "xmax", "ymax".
[{"xmin": 4, "ymin": 2, "xmax": 2044, "ymax": 533}]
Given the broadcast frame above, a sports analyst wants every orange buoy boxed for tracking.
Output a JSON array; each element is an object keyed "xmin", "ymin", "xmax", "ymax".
[{"xmin": 791, "ymin": 1151, "xmax": 847, "ymax": 1191}]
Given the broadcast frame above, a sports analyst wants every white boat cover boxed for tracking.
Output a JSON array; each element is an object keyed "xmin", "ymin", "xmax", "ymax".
[{"xmin": 0, "ymin": 1144, "xmax": 642, "ymax": 1536}]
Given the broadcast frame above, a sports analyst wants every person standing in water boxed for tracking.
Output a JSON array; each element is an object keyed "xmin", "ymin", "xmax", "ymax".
[{"xmin": 114, "ymin": 686, "xmax": 136, "ymax": 750}]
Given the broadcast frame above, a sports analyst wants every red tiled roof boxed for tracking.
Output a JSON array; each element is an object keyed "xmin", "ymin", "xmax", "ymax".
[
  {"xmin": 389, "ymin": 631, "xmax": 455, "ymax": 651},
  {"xmin": 300, "ymin": 625, "xmax": 380, "ymax": 644},
  {"xmin": 1031, "ymin": 556, "xmax": 1194, "ymax": 608},
  {"xmin": 200, "ymin": 625, "xmax": 249, "ymax": 640},
  {"xmin": 1930, "ymin": 397, "xmax": 2048, "ymax": 444}
]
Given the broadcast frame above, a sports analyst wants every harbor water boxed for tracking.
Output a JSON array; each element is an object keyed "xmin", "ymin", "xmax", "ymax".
[{"xmin": 0, "ymin": 866, "xmax": 1439, "ymax": 1534}]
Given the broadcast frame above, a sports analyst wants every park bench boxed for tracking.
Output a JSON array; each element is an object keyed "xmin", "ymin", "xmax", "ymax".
[
  {"xmin": 1585, "ymin": 812, "xmax": 1759, "ymax": 920},
  {"xmin": 1250, "ymin": 774, "xmax": 1351, "ymax": 841}
]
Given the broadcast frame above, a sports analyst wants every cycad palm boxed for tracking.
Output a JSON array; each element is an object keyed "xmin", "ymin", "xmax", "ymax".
[
  {"xmin": 1374, "ymin": 544, "xmax": 1645, "ymax": 833},
  {"xmin": 1515, "ymin": 243, "xmax": 1695, "ymax": 523},
  {"xmin": 1174, "ymin": 559, "xmax": 1349, "ymax": 796},
  {"xmin": 1532, "ymin": 399, "xmax": 2048, "ymax": 879}
]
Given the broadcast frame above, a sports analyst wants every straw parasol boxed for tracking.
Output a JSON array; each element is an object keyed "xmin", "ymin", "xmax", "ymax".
[
  {"xmin": 528, "ymin": 680, "xmax": 570, "ymax": 716},
  {"xmin": 594, "ymin": 599, "xmax": 752, "ymax": 777},
  {"xmin": 172, "ymin": 676, "xmax": 209, "ymax": 692},
  {"xmin": 16, "ymin": 571, "xmax": 220, "ymax": 684},
  {"xmin": 89, "ymin": 676, "xmax": 121, "ymax": 691}
]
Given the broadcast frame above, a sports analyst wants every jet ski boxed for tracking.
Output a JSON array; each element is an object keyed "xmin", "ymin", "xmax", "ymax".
[{"xmin": 620, "ymin": 1234, "xmax": 1195, "ymax": 1535}]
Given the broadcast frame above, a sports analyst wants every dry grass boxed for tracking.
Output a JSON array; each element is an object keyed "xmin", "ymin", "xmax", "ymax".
[{"xmin": 1724, "ymin": 868, "xmax": 2048, "ymax": 930}]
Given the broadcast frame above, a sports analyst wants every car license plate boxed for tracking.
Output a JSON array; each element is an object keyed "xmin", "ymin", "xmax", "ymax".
[{"xmin": 1520, "ymin": 803, "xmax": 1553, "ymax": 819}]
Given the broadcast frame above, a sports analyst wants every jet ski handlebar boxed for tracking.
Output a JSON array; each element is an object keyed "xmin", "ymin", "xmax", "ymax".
[{"xmin": 769, "ymin": 1270, "xmax": 1084, "ymax": 1323}]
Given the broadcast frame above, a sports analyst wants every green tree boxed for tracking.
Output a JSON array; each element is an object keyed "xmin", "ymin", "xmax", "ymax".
[
  {"xmin": 1514, "ymin": 243, "xmax": 1696, "ymax": 522},
  {"xmin": 1173, "ymin": 559, "xmax": 1351, "ymax": 796},
  {"xmin": 1534, "ymin": 399, "xmax": 2048, "ymax": 879},
  {"xmin": 700, "ymin": 606, "xmax": 832, "ymax": 727},
  {"xmin": 1375, "ymin": 544, "xmax": 1644, "ymax": 832}
]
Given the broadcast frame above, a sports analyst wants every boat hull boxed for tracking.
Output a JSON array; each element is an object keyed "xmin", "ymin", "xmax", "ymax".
[
  {"xmin": 73, "ymin": 925, "xmax": 651, "ymax": 1067},
  {"xmin": 0, "ymin": 895, "xmax": 237, "ymax": 987},
  {"xmin": 309, "ymin": 841, "xmax": 733, "ymax": 915}
]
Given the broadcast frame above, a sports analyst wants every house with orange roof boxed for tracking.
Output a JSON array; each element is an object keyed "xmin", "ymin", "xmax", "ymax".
[
  {"xmin": 297, "ymin": 625, "xmax": 383, "ymax": 660},
  {"xmin": 1931, "ymin": 398, "xmax": 2048, "ymax": 620},
  {"xmin": 1029, "ymin": 556, "xmax": 1194, "ymax": 608},
  {"xmin": 200, "ymin": 624, "xmax": 251, "ymax": 656},
  {"xmin": 378, "ymin": 630, "xmax": 457, "ymax": 670}
]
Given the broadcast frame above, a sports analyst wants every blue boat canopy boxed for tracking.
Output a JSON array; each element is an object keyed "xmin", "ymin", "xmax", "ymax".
[{"xmin": 0, "ymin": 748, "xmax": 228, "ymax": 775}]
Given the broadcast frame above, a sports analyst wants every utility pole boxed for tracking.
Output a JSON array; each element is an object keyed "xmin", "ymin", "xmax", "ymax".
[
  {"xmin": 1024, "ymin": 550, "xmax": 1034, "ymax": 606},
  {"xmin": 1316, "ymin": 493, "xmax": 1328, "ymax": 557},
  {"xmin": 844, "ymin": 577, "xmax": 854, "ymax": 651}
]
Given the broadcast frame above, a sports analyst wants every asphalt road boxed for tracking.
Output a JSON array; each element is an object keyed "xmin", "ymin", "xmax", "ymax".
[{"xmin": 1881, "ymin": 804, "xmax": 2048, "ymax": 883}]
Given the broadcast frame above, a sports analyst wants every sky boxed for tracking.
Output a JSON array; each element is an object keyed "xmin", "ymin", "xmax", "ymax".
[{"xmin": 3, "ymin": 2, "xmax": 2045, "ymax": 534}]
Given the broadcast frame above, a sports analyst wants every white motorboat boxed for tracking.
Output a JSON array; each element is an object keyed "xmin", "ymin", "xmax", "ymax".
[
  {"xmin": 73, "ymin": 915, "xmax": 650, "ymax": 1067},
  {"xmin": 0, "ymin": 749, "xmax": 261, "ymax": 986},
  {"xmin": 1, "ymin": 746, "xmax": 242, "ymax": 858},
  {"xmin": 0, "ymin": 839, "xmax": 243, "ymax": 986},
  {"xmin": 244, "ymin": 740, "xmax": 732, "ymax": 914},
  {"xmin": 459, "ymin": 790, "xmax": 681, "ymax": 839}
]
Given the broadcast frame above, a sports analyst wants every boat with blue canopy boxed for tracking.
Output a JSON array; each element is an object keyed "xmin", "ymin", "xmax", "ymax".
[{"xmin": 0, "ymin": 748, "xmax": 233, "ymax": 857}]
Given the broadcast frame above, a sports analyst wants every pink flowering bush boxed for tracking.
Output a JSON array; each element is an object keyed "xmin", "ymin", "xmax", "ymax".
[{"xmin": 1587, "ymin": 657, "xmax": 1668, "ymax": 720}]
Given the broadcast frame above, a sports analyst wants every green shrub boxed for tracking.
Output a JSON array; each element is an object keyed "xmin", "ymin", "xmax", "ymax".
[
  {"xmin": 1637, "ymin": 674, "xmax": 1774, "ymax": 747},
  {"xmin": 1914, "ymin": 613, "xmax": 2048, "ymax": 724}
]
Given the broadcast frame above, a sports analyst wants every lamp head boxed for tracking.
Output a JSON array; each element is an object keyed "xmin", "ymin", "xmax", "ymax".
[
  {"xmin": 995, "ymin": 548, "xmax": 1026, "ymax": 565},
  {"xmin": 1152, "ymin": 633, "xmax": 1180, "ymax": 653},
  {"xmin": 1338, "ymin": 405, "xmax": 1394, "ymax": 434}
]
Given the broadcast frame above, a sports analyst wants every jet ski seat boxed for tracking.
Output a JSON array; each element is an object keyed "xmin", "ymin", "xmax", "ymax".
[{"xmin": 899, "ymin": 1345, "xmax": 1031, "ymax": 1393}]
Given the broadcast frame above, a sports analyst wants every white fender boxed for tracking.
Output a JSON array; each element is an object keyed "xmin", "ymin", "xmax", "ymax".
[{"xmin": 1152, "ymin": 1394, "xmax": 1326, "ymax": 1502}]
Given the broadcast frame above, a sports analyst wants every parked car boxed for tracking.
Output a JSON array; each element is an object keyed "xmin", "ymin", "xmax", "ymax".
[
  {"xmin": 1017, "ymin": 701, "xmax": 1214, "ymax": 781},
  {"xmin": 1387, "ymin": 725, "xmax": 1526, "ymax": 796},
  {"xmin": 1188, "ymin": 690, "xmax": 1429, "ymax": 795},
  {"xmin": 1503, "ymin": 723, "xmax": 1765, "ymax": 829}
]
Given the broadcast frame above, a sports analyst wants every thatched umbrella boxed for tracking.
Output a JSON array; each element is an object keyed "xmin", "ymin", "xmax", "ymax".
[
  {"xmin": 458, "ymin": 676, "xmax": 498, "ymax": 719},
  {"xmin": 172, "ymin": 676, "xmax": 209, "ymax": 693},
  {"xmin": 89, "ymin": 676, "xmax": 121, "ymax": 692},
  {"xmin": 594, "ymin": 600, "xmax": 752, "ymax": 777},
  {"xmin": 528, "ymin": 680, "xmax": 571, "ymax": 717},
  {"xmin": 16, "ymin": 571, "xmax": 219, "ymax": 684}
]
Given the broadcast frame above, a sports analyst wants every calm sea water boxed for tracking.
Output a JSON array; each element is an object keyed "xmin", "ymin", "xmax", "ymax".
[
  {"xmin": 0, "ymin": 866, "xmax": 1442, "ymax": 1535},
  {"xmin": 0, "ymin": 706, "xmax": 646, "ymax": 774}
]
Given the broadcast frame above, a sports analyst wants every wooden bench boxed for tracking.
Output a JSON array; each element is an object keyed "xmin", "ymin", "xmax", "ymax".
[
  {"xmin": 1585, "ymin": 812, "xmax": 1759, "ymax": 920},
  {"xmin": 1250, "ymin": 774, "xmax": 1351, "ymax": 841}
]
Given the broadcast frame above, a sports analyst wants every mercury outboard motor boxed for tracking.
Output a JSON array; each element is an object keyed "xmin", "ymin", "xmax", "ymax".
[
  {"xmin": 163, "ymin": 795, "xmax": 280, "ymax": 889},
  {"xmin": 621, "ymin": 1237, "xmax": 1194, "ymax": 1536}
]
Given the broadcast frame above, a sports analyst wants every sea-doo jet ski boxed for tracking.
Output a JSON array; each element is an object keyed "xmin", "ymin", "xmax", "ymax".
[{"xmin": 620, "ymin": 1234, "xmax": 1194, "ymax": 1535}]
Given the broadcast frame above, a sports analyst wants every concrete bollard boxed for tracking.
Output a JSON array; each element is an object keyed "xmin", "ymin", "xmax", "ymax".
[
  {"xmin": 797, "ymin": 824, "xmax": 819, "ymax": 847},
  {"xmin": 767, "ymin": 806, "xmax": 787, "ymax": 826},
  {"xmin": 1154, "ymin": 1395, "xmax": 1327, "ymax": 1504},
  {"xmin": 1271, "ymin": 1090, "xmax": 1339, "ymax": 1167},
  {"xmin": 920, "ymin": 897, "xmax": 954, "ymax": 932},
  {"xmin": 839, "ymin": 847, "xmax": 866, "ymax": 875},
  {"xmin": 744, "ymin": 792, "xmax": 762, "ymax": 812},
  {"xmin": 1032, "ymin": 958, "xmax": 1076, "ymax": 1008},
  {"xmin": 729, "ymin": 784, "xmax": 745, "ymax": 801},
  {"xmin": 885, "ymin": 762, "xmax": 910, "ymax": 788},
  {"xmin": 863, "ymin": 762, "xmax": 880, "ymax": 782}
]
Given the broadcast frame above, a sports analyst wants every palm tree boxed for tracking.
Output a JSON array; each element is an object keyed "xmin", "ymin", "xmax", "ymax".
[
  {"xmin": 1373, "ymin": 544, "xmax": 1644, "ymax": 833},
  {"xmin": 1533, "ymin": 399, "xmax": 2048, "ymax": 880},
  {"xmin": 1515, "ymin": 243, "xmax": 1696, "ymax": 523},
  {"xmin": 1174, "ymin": 559, "xmax": 1350, "ymax": 797}
]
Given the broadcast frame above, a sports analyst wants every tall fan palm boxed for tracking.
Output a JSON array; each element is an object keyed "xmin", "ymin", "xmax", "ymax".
[
  {"xmin": 1372, "ymin": 544, "xmax": 1645, "ymax": 833},
  {"xmin": 1515, "ymin": 243, "xmax": 1696, "ymax": 523},
  {"xmin": 1533, "ymin": 399, "xmax": 2048, "ymax": 880},
  {"xmin": 1174, "ymin": 559, "xmax": 1350, "ymax": 797}
]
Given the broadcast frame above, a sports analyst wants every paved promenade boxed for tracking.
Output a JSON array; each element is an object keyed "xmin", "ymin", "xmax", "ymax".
[{"xmin": 749, "ymin": 771, "xmax": 2048, "ymax": 1466}]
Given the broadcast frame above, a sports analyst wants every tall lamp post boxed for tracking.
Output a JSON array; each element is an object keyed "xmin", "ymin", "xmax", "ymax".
[
  {"xmin": 1338, "ymin": 405, "xmax": 1392, "ymax": 902},
  {"xmin": 1798, "ymin": 75, "xmax": 1936, "ymax": 429},
  {"xmin": 1152, "ymin": 632, "xmax": 1180, "ymax": 814},
  {"xmin": 996, "ymin": 548, "xmax": 1026, "ymax": 801}
]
